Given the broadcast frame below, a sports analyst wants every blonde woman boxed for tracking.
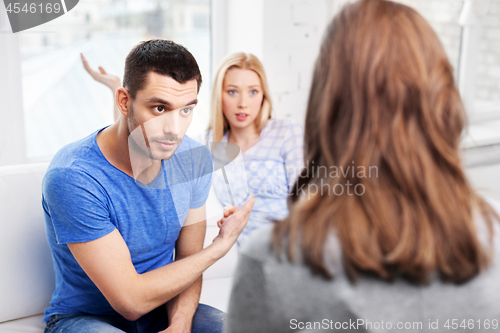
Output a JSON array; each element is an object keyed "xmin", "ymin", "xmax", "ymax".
[
  {"xmin": 204, "ymin": 53, "xmax": 303, "ymax": 245},
  {"xmin": 81, "ymin": 52, "xmax": 304, "ymax": 245}
]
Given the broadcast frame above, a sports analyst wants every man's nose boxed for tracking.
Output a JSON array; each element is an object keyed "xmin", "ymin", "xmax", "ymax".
[{"xmin": 162, "ymin": 112, "xmax": 181, "ymax": 138}]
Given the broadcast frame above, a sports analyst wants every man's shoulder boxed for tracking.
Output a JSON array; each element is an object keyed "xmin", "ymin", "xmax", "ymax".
[
  {"xmin": 44, "ymin": 130, "xmax": 106, "ymax": 192},
  {"xmin": 48, "ymin": 130, "xmax": 100, "ymax": 171},
  {"xmin": 192, "ymin": 131, "xmax": 210, "ymax": 145},
  {"xmin": 177, "ymin": 134, "xmax": 206, "ymax": 152},
  {"xmin": 173, "ymin": 135, "xmax": 212, "ymax": 169},
  {"xmin": 163, "ymin": 135, "xmax": 212, "ymax": 188}
]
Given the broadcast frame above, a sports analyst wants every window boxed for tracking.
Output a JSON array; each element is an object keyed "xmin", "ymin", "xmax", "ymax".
[
  {"xmin": 0, "ymin": 0, "xmax": 211, "ymax": 166},
  {"xmin": 393, "ymin": 0, "xmax": 463, "ymax": 78},
  {"xmin": 471, "ymin": 0, "xmax": 500, "ymax": 121},
  {"xmin": 394, "ymin": 0, "xmax": 500, "ymax": 166}
]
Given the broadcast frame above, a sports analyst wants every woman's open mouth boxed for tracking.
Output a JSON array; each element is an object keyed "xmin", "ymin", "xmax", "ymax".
[{"xmin": 236, "ymin": 113, "xmax": 249, "ymax": 121}]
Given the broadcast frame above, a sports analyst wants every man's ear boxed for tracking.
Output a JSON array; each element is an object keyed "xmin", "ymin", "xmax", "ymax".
[{"xmin": 116, "ymin": 87, "xmax": 131, "ymax": 117}]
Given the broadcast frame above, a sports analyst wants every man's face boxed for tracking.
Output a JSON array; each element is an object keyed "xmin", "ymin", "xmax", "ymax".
[{"xmin": 127, "ymin": 72, "xmax": 198, "ymax": 161}]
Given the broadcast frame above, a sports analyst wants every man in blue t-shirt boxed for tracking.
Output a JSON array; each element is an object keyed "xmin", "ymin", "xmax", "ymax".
[{"xmin": 42, "ymin": 39, "xmax": 254, "ymax": 333}]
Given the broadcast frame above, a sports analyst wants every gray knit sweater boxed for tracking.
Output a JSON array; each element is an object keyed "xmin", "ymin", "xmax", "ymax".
[{"xmin": 224, "ymin": 200, "xmax": 500, "ymax": 333}]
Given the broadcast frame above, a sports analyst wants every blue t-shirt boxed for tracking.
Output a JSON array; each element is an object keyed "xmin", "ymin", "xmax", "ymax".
[{"xmin": 42, "ymin": 128, "xmax": 212, "ymax": 322}]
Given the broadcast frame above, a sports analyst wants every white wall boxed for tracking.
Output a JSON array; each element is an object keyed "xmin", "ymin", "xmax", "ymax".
[
  {"xmin": 0, "ymin": 4, "xmax": 26, "ymax": 165},
  {"xmin": 211, "ymin": 0, "xmax": 264, "ymax": 72},
  {"xmin": 227, "ymin": 0, "xmax": 264, "ymax": 58},
  {"xmin": 212, "ymin": 0, "xmax": 349, "ymax": 125},
  {"xmin": 261, "ymin": 0, "xmax": 336, "ymax": 123},
  {"xmin": 466, "ymin": 164, "xmax": 500, "ymax": 201}
]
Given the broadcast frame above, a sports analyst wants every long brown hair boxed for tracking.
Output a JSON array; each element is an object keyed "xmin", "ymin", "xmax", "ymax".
[
  {"xmin": 208, "ymin": 53, "xmax": 272, "ymax": 142},
  {"xmin": 273, "ymin": 0, "xmax": 498, "ymax": 284}
]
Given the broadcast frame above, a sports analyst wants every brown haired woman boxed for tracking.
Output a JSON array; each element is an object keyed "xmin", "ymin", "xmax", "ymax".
[
  {"xmin": 203, "ymin": 53, "xmax": 304, "ymax": 245},
  {"xmin": 224, "ymin": 0, "xmax": 500, "ymax": 332}
]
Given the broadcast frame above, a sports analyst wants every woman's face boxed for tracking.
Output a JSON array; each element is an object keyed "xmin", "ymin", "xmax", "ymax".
[{"xmin": 222, "ymin": 68, "xmax": 264, "ymax": 131}]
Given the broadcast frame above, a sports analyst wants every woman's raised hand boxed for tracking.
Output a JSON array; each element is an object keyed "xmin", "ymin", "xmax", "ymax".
[{"xmin": 80, "ymin": 53, "xmax": 121, "ymax": 91}]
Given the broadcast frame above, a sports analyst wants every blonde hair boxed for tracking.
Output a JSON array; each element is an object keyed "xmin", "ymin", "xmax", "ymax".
[{"xmin": 208, "ymin": 53, "xmax": 272, "ymax": 142}]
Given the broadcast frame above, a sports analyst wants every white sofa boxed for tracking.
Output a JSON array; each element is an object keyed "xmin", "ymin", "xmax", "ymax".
[{"xmin": 0, "ymin": 162, "xmax": 238, "ymax": 332}]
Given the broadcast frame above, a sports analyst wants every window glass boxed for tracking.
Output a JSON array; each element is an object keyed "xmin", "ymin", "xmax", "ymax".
[
  {"xmin": 475, "ymin": 1, "xmax": 500, "ymax": 115},
  {"xmin": 394, "ymin": 0, "xmax": 500, "ymax": 117},
  {"xmin": 19, "ymin": 0, "xmax": 210, "ymax": 161},
  {"xmin": 393, "ymin": 0, "xmax": 463, "ymax": 77},
  {"xmin": 393, "ymin": 0, "xmax": 500, "ymax": 159}
]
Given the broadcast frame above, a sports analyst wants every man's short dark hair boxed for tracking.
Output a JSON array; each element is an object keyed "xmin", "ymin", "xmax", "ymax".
[{"xmin": 123, "ymin": 39, "xmax": 202, "ymax": 99}]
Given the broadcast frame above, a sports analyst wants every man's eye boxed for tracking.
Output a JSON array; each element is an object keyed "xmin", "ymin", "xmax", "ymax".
[
  {"xmin": 155, "ymin": 106, "xmax": 165, "ymax": 113},
  {"xmin": 180, "ymin": 107, "xmax": 193, "ymax": 115}
]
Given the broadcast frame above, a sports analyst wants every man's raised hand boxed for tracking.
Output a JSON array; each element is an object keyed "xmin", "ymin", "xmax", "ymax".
[
  {"xmin": 213, "ymin": 195, "xmax": 254, "ymax": 250},
  {"xmin": 217, "ymin": 205, "xmax": 239, "ymax": 228}
]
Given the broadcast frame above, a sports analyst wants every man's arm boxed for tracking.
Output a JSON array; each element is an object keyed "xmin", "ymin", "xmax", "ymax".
[
  {"xmin": 67, "ymin": 195, "xmax": 254, "ymax": 322},
  {"xmin": 165, "ymin": 205, "xmax": 207, "ymax": 332}
]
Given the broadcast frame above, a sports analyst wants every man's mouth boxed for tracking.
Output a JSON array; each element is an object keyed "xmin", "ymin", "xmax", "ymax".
[{"xmin": 155, "ymin": 141, "xmax": 177, "ymax": 150}]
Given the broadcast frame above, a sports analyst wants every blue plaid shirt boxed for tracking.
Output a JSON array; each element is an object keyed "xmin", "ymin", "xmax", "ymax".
[{"xmin": 201, "ymin": 118, "xmax": 304, "ymax": 245}]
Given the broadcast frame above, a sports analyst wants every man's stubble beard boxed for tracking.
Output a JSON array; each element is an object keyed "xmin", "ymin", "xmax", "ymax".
[{"xmin": 127, "ymin": 103, "xmax": 182, "ymax": 162}]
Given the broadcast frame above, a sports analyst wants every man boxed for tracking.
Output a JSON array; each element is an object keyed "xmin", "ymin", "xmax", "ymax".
[{"xmin": 42, "ymin": 39, "xmax": 254, "ymax": 333}]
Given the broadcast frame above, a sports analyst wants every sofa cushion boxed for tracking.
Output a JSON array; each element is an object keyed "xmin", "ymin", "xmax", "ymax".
[
  {"xmin": 200, "ymin": 277, "xmax": 234, "ymax": 313},
  {"xmin": 0, "ymin": 163, "xmax": 53, "ymax": 324},
  {"xmin": 0, "ymin": 315, "xmax": 45, "ymax": 332},
  {"xmin": 203, "ymin": 185, "xmax": 239, "ymax": 280}
]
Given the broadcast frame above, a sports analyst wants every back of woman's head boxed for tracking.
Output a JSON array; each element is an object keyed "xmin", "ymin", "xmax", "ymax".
[
  {"xmin": 274, "ymin": 0, "xmax": 498, "ymax": 284},
  {"xmin": 208, "ymin": 53, "xmax": 272, "ymax": 142}
]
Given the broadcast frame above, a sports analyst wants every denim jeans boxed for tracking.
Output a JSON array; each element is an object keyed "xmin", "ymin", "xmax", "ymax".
[{"xmin": 44, "ymin": 303, "xmax": 225, "ymax": 333}]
